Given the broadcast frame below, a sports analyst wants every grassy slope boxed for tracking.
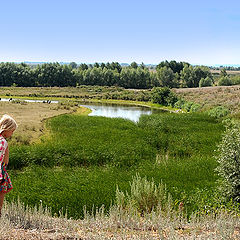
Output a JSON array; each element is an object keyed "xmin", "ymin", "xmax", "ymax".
[
  {"xmin": 7, "ymin": 112, "xmax": 223, "ymax": 219},
  {"xmin": 174, "ymin": 85, "xmax": 240, "ymax": 112}
]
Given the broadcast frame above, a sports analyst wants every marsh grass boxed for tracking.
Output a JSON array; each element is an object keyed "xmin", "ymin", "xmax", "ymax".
[{"xmin": 6, "ymin": 112, "xmax": 224, "ymax": 219}]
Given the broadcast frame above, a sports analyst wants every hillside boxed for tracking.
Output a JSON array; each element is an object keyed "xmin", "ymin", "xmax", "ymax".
[{"xmin": 175, "ymin": 85, "xmax": 240, "ymax": 113}]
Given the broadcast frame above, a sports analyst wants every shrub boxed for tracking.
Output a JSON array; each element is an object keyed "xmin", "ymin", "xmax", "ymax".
[
  {"xmin": 151, "ymin": 87, "xmax": 178, "ymax": 107},
  {"xmin": 218, "ymin": 76, "xmax": 232, "ymax": 86},
  {"xmin": 208, "ymin": 106, "xmax": 229, "ymax": 118},
  {"xmin": 116, "ymin": 174, "xmax": 173, "ymax": 214},
  {"xmin": 199, "ymin": 76, "xmax": 213, "ymax": 87},
  {"xmin": 216, "ymin": 120, "xmax": 240, "ymax": 202},
  {"xmin": 174, "ymin": 99, "xmax": 185, "ymax": 109},
  {"xmin": 232, "ymin": 75, "xmax": 240, "ymax": 85},
  {"xmin": 190, "ymin": 103, "xmax": 201, "ymax": 113},
  {"xmin": 183, "ymin": 101, "xmax": 194, "ymax": 112}
]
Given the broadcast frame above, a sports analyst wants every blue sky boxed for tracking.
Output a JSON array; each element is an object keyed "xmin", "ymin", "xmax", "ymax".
[{"xmin": 1, "ymin": 0, "xmax": 240, "ymax": 65}]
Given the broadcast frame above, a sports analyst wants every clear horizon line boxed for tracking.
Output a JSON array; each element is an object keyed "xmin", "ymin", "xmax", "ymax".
[{"xmin": 1, "ymin": 60, "xmax": 240, "ymax": 67}]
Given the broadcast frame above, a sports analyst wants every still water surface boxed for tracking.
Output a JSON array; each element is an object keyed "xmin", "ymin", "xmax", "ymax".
[
  {"xmin": 0, "ymin": 98, "xmax": 164, "ymax": 122},
  {"xmin": 81, "ymin": 102, "xmax": 165, "ymax": 122}
]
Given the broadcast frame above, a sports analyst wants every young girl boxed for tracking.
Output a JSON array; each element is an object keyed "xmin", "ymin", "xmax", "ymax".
[{"xmin": 0, "ymin": 114, "xmax": 17, "ymax": 217}]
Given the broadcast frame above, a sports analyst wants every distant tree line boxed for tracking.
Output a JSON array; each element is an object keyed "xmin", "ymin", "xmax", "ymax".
[
  {"xmin": 0, "ymin": 60, "xmax": 215, "ymax": 88},
  {"xmin": 210, "ymin": 66, "xmax": 240, "ymax": 71}
]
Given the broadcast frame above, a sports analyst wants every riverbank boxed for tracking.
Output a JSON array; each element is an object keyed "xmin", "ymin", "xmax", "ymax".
[
  {"xmin": 0, "ymin": 86, "xmax": 181, "ymax": 113},
  {"xmin": 0, "ymin": 95, "xmax": 179, "ymax": 113},
  {"xmin": 2, "ymin": 85, "xmax": 240, "ymax": 114}
]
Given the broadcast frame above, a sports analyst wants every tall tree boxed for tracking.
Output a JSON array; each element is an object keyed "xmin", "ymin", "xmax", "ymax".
[
  {"xmin": 157, "ymin": 66, "xmax": 176, "ymax": 88},
  {"xmin": 130, "ymin": 62, "xmax": 138, "ymax": 69}
]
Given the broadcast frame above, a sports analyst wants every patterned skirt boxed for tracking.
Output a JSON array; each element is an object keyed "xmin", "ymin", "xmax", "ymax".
[{"xmin": 0, "ymin": 163, "xmax": 13, "ymax": 193}]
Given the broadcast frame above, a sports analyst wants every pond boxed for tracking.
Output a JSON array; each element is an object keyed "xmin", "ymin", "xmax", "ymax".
[
  {"xmin": 0, "ymin": 98, "xmax": 166, "ymax": 122},
  {"xmin": 81, "ymin": 102, "xmax": 166, "ymax": 122}
]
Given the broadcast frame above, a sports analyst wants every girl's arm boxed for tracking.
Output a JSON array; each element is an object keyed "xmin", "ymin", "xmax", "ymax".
[{"xmin": 3, "ymin": 146, "xmax": 9, "ymax": 165}]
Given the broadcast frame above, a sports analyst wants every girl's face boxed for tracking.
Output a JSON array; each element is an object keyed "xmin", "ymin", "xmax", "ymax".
[{"xmin": 2, "ymin": 129, "xmax": 15, "ymax": 138}]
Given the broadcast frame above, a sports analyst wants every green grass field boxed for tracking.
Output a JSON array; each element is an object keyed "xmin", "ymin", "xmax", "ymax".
[{"xmin": 7, "ymin": 112, "xmax": 224, "ymax": 219}]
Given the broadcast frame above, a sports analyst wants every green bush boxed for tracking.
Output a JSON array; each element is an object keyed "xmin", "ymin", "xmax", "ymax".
[
  {"xmin": 174, "ymin": 99, "xmax": 185, "ymax": 109},
  {"xmin": 116, "ymin": 174, "xmax": 172, "ymax": 214},
  {"xmin": 199, "ymin": 76, "xmax": 213, "ymax": 87},
  {"xmin": 190, "ymin": 103, "xmax": 201, "ymax": 113},
  {"xmin": 218, "ymin": 76, "xmax": 232, "ymax": 86},
  {"xmin": 208, "ymin": 106, "xmax": 229, "ymax": 118},
  {"xmin": 183, "ymin": 101, "xmax": 194, "ymax": 112},
  {"xmin": 216, "ymin": 120, "xmax": 240, "ymax": 202},
  {"xmin": 231, "ymin": 75, "xmax": 240, "ymax": 85},
  {"xmin": 151, "ymin": 87, "xmax": 178, "ymax": 107}
]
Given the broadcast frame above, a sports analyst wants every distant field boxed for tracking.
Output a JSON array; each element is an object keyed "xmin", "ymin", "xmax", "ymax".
[
  {"xmin": 174, "ymin": 85, "xmax": 240, "ymax": 112},
  {"xmin": 1, "ymin": 85, "xmax": 240, "ymax": 113},
  {"xmin": 210, "ymin": 69, "xmax": 240, "ymax": 75},
  {"xmin": 0, "ymin": 86, "xmax": 130, "ymax": 99}
]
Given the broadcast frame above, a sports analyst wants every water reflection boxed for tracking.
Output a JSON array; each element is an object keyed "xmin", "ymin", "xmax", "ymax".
[
  {"xmin": 81, "ymin": 102, "xmax": 165, "ymax": 122},
  {"xmin": 0, "ymin": 97, "xmax": 165, "ymax": 122}
]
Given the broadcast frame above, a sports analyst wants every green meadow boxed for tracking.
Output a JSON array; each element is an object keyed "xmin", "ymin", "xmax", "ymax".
[{"xmin": 7, "ymin": 112, "xmax": 223, "ymax": 219}]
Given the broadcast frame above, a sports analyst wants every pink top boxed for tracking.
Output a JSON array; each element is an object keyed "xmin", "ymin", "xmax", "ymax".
[{"xmin": 0, "ymin": 135, "xmax": 8, "ymax": 180}]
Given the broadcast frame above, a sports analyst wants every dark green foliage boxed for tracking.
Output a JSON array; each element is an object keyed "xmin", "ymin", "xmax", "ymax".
[
  {"xmin": 0, "ymin": 61, "xmax": 214, "ymax": 89},
  {"xmin": 151, "ymin": 87, "xmax": 178, "ymax": 106},
  {"xmin": 180, "ymin": 65, "xmax": 213, "ymax": 88},
  {"xmin": 199, "ymin": 76, "xmax": 213, "ymax": 87},
  {"xmin": 156, "ymin": 60, "xmax": 187, "ymax": 73}
]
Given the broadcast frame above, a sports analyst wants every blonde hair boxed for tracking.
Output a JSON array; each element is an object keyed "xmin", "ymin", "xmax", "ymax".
[{"xmin": 0, "ymin": 114, "xmax": 17, "ymax": 134}]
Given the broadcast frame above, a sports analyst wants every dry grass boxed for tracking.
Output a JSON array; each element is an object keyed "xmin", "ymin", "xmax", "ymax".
[
  {"xmin": 210, "ymin": 69, "xmax": 240, "ymax": 75},
  {"xmin": 0, "ymin": 86, "xmax": 119, "ymax": 99},
  {"xmin": 174, "ymin": 85, "xmax": 240, "ymax": 113},
  {"xmin": 0, "ymin": 101, "xmax": 78, "ymax": 144},
  {"xmin": 1, "ymin": 201, "xmax": 240, "ymax": 239}
]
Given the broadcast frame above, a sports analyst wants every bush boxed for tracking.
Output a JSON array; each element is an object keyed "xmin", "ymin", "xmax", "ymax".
[
  {"xmin": 208, "ymin": 106, "xmax": 229, "ymax": 118},
  {"xmin": 151, "ymin": 87, "xmax": 178, "ymax": 107},
  {"xmin": 199, "ymin": 76, "xmax": 213, "ymax": 87},
  {"xmin": 216, "ymin": 120, "xmax": 240, "ymax": 202},
  {"xmin": 116, "ymin": 174, "xmax": 172, "ymax": 214},
  {"xmin": 174, "ymin": 98, "xmax": 188, "ymax": 109},
  {"xmin": 182, "ymin": 101, "xmax": 194, "ymax": 112},
  {"xmin": 218, "ymin": 76, "xmax": 232, "ymax": 86},
  {"xmin": 232, "ymin": 75, "xmax": 240, "ymax": 85},
  {"xmin": 190, "ymin": 103, "xmax": 201, "ymax": 113}
]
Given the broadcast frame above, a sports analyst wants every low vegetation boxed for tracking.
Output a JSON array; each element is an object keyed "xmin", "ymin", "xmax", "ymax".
[
  {"xmin": 175, "ymin": 85, "xmax": 240, "ymax": 112},
  {"xmin": 1, "ymin": 183, "xmax": 240, "ymax": 239},
  {"xmin": 0, "ymin": 101, "xmax": 76, "ymax": 145},
  {"xmin": 1, "ymin": 84, "xmax": 240, "ymax": 238},
  {"xmin": 5, "ymin": 112, "xmax": 223, "ymax": 220}
]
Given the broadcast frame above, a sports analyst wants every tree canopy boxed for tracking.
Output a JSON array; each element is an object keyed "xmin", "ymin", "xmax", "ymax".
[{"xmin": 0, "ymin": 61, "xmax": 215, "ymax": 89}]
